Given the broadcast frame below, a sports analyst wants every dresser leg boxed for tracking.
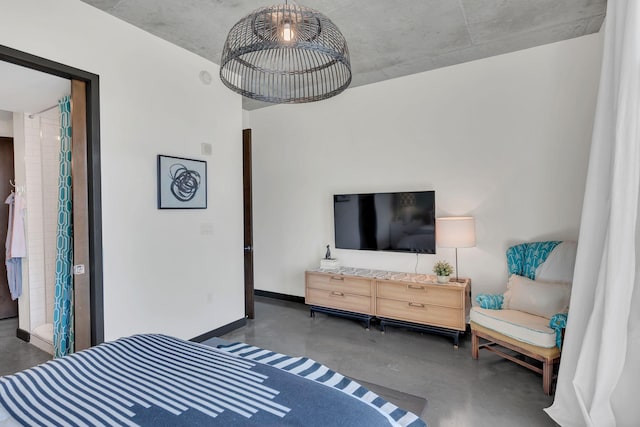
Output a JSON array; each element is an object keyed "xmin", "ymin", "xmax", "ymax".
[
  {"xmin": 310, "ymin": 309, "xmax": 315, "ymax": 318},
  {"xmin": 453, "ymin": 332, "xmax": 460, "ymax": 349}
]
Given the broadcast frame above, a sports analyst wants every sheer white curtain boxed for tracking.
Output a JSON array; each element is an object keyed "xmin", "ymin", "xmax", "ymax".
[{"xmin": 545, "ymin": 1, "xmax": 640, "ymax": 426}]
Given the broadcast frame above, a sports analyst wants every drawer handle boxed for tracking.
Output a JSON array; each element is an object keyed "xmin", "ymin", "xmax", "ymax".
[
  {"xmin": 408, "ymin": 302, "xmax": 425, "ymax": 308},
  {"xmin": 330, "ymin": 276, "xmax": 344, "ymax": 281},
  {"xmin": 407, "ymin": 284, "xmax": 425, "ymax": 290},
  {"xmin": 331, "ymin": 291, "xmax": 344, "ymax": 297}
]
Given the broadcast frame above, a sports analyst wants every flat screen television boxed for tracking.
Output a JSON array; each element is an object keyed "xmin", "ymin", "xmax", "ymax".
[{"xmin": 333, "ymin": 190, "xmax": 436, "ymax": 254}]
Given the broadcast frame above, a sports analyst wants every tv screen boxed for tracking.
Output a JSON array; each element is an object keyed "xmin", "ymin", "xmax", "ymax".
[{"xmin": 333, "ymin": 191, "xmax": 436, "ymax": 254}]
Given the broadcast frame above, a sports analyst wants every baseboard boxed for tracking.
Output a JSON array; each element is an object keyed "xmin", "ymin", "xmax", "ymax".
[
  {"xmin": 16, "ymin": 328, "xmax": 30, "ymax": 342},
  {"xmin": 190, "ymin": 318, "xmax": 247, "ymax": 343},
  {"xmin": 30, "ymin": 334, "xmax": 54, "ymax": 356},
  {"xmin": 254, "ymin": 289, "xmax": 305, "ymax": 304}
]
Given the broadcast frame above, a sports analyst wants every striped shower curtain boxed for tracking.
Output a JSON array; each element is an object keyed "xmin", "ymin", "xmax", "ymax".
[{"xmin": 52, "ymin": 95, "xmax": 74, "ymax": 358}]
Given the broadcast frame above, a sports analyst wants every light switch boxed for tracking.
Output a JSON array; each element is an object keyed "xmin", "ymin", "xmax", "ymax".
[{"xmin": 73, "ymin": 265, "xmax": 85, "ymax": 275}]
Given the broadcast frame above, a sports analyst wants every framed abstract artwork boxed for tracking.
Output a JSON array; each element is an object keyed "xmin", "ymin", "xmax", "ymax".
[{"xmin": 157, "ymin": 155, "xmax": 207, "ymax": 209}]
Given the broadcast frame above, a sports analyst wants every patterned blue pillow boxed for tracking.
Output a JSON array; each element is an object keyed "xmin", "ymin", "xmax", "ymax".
[
  {"xmin": 476, "ymin": 293, "xmax": 504, "ymax": 310},
  {"xmin": 549, "ymin": 313, "xmax": 568, "ymax": 350}
]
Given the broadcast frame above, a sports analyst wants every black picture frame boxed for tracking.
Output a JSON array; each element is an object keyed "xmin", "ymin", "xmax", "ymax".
[{"xmin": 157, "ymin": 155, "xmax": 207, "ymax": 209}]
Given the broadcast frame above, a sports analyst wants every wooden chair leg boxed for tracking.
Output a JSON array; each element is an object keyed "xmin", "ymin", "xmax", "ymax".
[
  {"xmin": 543, "ymin": 359, "xmax": 552, "ymax": 395},
  {"xmin": 471, "ymin": 330, "xmax": 479, "ymax": 360}
]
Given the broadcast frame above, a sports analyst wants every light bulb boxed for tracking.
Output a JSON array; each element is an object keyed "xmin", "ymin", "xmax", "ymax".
[{"xmin": 283, "ymin": 22, "xmax": 293, "ymax": 41}]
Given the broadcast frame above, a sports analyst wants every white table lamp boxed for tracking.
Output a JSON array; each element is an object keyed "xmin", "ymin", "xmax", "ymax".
[{"xmin": 436, "ymin": 217, "xmax": 476, "ymax": 282}]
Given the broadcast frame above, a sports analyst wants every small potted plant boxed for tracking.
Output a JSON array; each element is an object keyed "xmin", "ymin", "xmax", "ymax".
[{"xmin": 433, "ymin": 260, "xmax": 454, "ymax": 283}]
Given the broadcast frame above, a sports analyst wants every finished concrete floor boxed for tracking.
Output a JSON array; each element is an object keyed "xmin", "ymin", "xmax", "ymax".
[
  {"xmin": 0, "ymin": 317, "xmax": 51, "ymax": 377},
  {"xmin": 223, "ymin": 296, "xmax": 558, "ymax": 427},
  {"xmin": 0, "ymin": 299, "xmax": 558, "ymax": 426}
]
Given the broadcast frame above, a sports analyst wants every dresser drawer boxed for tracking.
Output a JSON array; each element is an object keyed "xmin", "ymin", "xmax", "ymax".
[
  {"xmin": 306, "ymin": 273, "xmax": 372, "ymax": 297},
  {"xmin": 376, "ymin": 298, "xmax": 465, "ymax": 330},
  {"xmin": 376, "ymin": 280, "xmax": 461, "ymax": 308},
  {"xmin": 306, "ymin": 288, "xmax": 374, "ymax": 315}
]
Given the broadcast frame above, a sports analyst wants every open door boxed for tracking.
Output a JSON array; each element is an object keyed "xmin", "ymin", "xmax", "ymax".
[
  {"xmin": 243, "ymin": 129, "xmax": 254, "ymax": 319},
  {"xmin": 0, "ymin": 137, "xmax": 18, "ymax": 319}
]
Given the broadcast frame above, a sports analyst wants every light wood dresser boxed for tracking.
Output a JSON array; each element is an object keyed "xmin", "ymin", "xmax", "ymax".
[
  {"xmin": 305, "ymin": 270, "xmax": 376, "ymax": 328},
  {"xmin": 305, "ymin": 267, "xmax": 471, "ymax": 346}
]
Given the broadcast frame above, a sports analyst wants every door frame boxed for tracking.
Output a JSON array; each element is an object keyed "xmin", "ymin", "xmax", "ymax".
[{"xmin": 0, "ymin": 44, "xmax": 104, "ymax": 346}]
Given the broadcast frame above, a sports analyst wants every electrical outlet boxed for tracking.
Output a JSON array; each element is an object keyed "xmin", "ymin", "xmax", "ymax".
[{"xmin": 73, "ymin": 265, "xmax": 85, "ymax": 275}]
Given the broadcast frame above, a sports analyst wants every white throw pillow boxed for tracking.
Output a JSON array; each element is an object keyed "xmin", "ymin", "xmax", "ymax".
[
  {"xmin": 535, "ymin": 241, "xmax": 577, "ymax": 283},
  {"xmin": 503, "ymin": 274, "xmax": 571, "ymax": 319}
]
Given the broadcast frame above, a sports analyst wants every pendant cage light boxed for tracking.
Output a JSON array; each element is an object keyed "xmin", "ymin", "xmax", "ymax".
[{"xmin": 220, "ymin": 3, "xmax": 352, "ymax": 104}]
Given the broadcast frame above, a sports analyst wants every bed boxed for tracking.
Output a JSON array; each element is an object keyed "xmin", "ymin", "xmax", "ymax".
[{"xmin": 0, "ymin": 334, "xmax": 426, "ymax": 426}]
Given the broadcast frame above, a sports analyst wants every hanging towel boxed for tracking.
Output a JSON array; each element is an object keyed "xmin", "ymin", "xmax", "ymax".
[
  {"xmin": 5, "ymin": 258, "xmax": 21, "ymax": 300},
  {"xmin": 5, "ymin": 192, "xmax": 26, "ymax": 300},
  {"xmin": 5, "ymin": 192, "xmax": 26, "ymax": 258}
]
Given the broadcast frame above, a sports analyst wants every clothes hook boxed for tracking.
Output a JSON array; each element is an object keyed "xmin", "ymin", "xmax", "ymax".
[{"xmin": 9, "ymin": 179, "xmax": 24, "ymax": 195}]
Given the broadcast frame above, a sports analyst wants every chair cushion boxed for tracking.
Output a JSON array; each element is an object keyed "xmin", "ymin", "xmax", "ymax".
[
  {"xmin": 471, "ymin": 322, "xmax": 560, "ymax": 360},
  {"xmin": 503, "ymin": 274, "xmax": 571, "ymax": 319},
  {"xmin": 470, "ymin": 306, "xmax": 557, "ymax": 348}
]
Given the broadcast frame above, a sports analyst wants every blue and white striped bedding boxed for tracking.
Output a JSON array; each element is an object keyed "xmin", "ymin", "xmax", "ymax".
[
  {"xmin": 217, "ymin": 342, "xmax": 425, "ymax": 427},
  {"xmin": 0, "ymin": 334, "xmax": 426, "ymax": 426}
]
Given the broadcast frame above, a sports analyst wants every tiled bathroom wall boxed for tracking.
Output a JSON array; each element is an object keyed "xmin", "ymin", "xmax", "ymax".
[
  {"xmin": 40, "ymin": 109, "xmax": 60, "ymax": 325},
  {"xmin": 22, "ymin": 108, "xmax": 60, "ymax": 333}
]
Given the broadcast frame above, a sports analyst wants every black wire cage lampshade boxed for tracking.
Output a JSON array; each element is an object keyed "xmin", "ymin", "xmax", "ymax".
[{"xmin": 220, "ymin": 3, "xmax": 352, "ymax": 104}]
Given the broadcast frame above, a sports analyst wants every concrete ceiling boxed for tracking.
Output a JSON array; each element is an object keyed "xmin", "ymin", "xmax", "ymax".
[
  {"xmin": 81, "ymin": 0, "xmax": 606, "ymax": 110},
  {"xmin": 0, "ymin": 61, "xmax": 70, "ymax": 114}
]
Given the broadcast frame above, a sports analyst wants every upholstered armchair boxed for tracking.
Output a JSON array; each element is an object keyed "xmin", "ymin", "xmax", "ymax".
[{"xmin": 470, "ymin": 241, "xmax": 577, "ymax": 395}]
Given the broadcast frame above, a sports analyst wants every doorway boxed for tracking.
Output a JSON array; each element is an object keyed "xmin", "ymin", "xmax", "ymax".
[
  {"xmin": 243, "ymin": 129, "xmax": 255, "ymax": 319},
  {"xmin": 0, "ymin": 44, "xmax": 104, "ymax": 350}
]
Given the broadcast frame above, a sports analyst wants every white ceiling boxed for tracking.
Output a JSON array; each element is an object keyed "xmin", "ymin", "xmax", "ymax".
[
  {"xmin": 81, "ymin": 0, "xmax": 606, "ymax": 110},
  {"xmin": 0, "ymin": 61, "xmax": 70, "ymax": 115}
]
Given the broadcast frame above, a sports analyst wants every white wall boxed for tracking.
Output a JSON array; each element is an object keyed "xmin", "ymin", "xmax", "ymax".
[
  {"xmin": 248, "ymin": 33, "xmax": 604, "ymax": 299},
  {"xmin": 0, "ymin": 111, "xmax": 12, "ymax": 136},
  {"xmin": 0, "ymin": 0, "xmax": 244, "ymax": 341}
]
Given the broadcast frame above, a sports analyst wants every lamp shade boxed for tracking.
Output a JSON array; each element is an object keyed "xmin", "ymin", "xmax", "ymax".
[
  {"xmin": 220, "ymin": 4, "xmax": 351, "ymax": 104},
  {"xmin": 436, "ymin": 217, "xmax": 476, "ymax": 248}
]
